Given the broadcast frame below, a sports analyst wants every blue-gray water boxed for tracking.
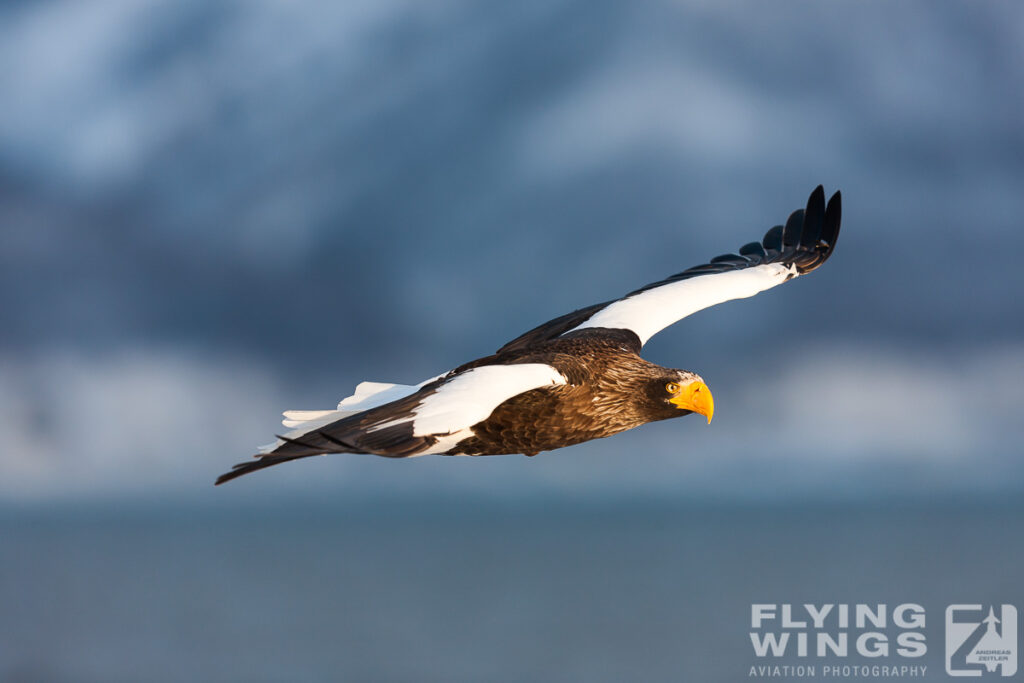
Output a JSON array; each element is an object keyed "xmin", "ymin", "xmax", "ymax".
[{"xmin": 2, "ymin": 499, "xmax": 1020, "ymax": 682}]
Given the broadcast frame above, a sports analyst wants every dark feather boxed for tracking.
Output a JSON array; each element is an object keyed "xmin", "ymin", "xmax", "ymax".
[
  {"xmin": 821, "ymin": 190, "xmax": 842, "ymax": 253},
  {"xmin": 782, "ymin": 209, "xmax": 804, "ymax": 248},
  {"xmin": 215, "ymin": 454, "xmax": 320, "ymax": 486},
  {"xmin": 762, "ymin": 225, "xmax": 784, "ymax": 252},
  {"xmin": 274, "ymin": 433, "xmax": 323, "ymax": 454},
  {"xmin": 496, "ymin": 301, "xmax": 612, "ymax": 354},
  {"xmin": 800, "ymin": 185, "xmax": 825, "ymax": 247},
  {"xmin": 739, "ymin": 241, "xmax": 766, "ymax": 257},
  {"xmin": 351, "ymin": 423, "xmax": 436, "ymax": 457}
]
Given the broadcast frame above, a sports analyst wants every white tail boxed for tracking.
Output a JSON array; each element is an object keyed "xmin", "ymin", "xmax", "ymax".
[{"xmin": 258, "ymin": 375, "xmax": 443, "ymax": 453}]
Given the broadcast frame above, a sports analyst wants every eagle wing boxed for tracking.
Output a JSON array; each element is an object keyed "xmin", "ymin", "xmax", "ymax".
[
  {"xmin": 215, "ymin": 363, "xmax": 567, "ymax": 484},
  {"xmin": 498, "ymin": 186, "xmax": 841, "ymax": 352}
]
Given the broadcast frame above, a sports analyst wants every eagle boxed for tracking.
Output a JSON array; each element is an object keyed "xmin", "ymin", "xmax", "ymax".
[{"xmin": 216, "ymin": 186, "xmax": 841, "ymax": 485}]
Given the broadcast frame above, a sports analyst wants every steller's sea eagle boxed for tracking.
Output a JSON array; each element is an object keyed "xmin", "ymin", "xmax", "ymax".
[{"xmin": 216, "ymin": 186, "xmax": 841, "ymax": 485}]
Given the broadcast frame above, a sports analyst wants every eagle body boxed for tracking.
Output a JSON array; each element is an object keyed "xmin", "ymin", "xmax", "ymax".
[
  {"xmin": 449, "ymin": 329, "xmax": 692, "ymax": 456},
  {"xmin": 217, "ymin": 186, "xmax": 841, "ymax": 485}
]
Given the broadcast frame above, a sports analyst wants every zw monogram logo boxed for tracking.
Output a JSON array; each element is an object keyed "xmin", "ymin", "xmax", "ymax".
[{"xmin": 946, "ymin": 605, "xmax": 1018, "ymax": 677}]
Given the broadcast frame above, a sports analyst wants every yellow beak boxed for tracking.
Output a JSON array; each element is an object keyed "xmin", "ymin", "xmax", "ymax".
[{"xmin": 669, "ymin": 381, "xmax": 714, "ymax": 423}]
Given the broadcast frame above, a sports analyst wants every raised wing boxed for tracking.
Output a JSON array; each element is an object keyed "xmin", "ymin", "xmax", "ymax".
[
  {"xmin": 215, "ymin": 363, "xmax": 566, "ymax": 484},
  {"xmin": 497, "ymin": 186, "xmax": 841, "ymax": 351}
]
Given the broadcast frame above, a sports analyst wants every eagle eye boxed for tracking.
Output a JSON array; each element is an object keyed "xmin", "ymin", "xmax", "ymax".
[{"xmin": 665, "ymin": 382, "xmax": 680, "ymax": 394}]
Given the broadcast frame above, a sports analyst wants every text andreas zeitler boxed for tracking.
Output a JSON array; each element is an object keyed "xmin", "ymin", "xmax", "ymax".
[{"xmin": 749, "ymin": 604, "xmax": 928, "ymax": 678}]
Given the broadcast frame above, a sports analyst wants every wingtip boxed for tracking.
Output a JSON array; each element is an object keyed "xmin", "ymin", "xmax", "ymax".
[
  {"xmin": 214, "ymin": 468, "xmax": 241, "ymax": 486},
  {"xmin": 821, "ymin": 188, "xmax": 842, "ymax": 251},
  {"xmin": 801, "ymin": 186, "xmax": 826, "ymax": 246},
  {"xmin": 826, "ymin": 188, "xmax": 842, "ymax": 216},
  {"xmin": 213, "ymin": 457, "xmax": 258, "ymax": 485}
]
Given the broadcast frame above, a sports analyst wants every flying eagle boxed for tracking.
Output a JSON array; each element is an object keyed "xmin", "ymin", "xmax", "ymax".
[{"xmin": 216, "ymin": 186, "xmax": 841, "ymax": 485}]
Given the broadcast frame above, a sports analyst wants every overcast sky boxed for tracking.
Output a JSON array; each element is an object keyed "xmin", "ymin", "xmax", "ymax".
[{"xmin": 1, "ymin": 0, "xmax": 1022, "ymax": 502}]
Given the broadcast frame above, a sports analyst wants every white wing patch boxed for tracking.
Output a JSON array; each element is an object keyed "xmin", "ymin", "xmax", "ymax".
[
  {"xmin": 365, "ymin": 363, "xmax": 566, "ymax": 438},
  {"xmin": 568, "ymin": 263, "xmax": 797, "ymax": 346},
  {"xmin": 410, "ymin": 363, "xmax": 566, "ymax": 436}
]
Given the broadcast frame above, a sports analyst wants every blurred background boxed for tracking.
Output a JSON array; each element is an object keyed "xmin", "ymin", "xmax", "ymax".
[{"xmin": 1, "ymin": 1, "xmax": 1021, "ymax": 681}]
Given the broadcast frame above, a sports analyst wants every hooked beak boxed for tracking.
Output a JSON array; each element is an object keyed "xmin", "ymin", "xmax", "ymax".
[{"xmin": 669, "ymin": 381, "xmax": 714, "ymax": 424}]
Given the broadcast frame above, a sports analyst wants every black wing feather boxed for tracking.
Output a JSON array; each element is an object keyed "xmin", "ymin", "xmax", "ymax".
[
  {"xmin": 820, "ymin": 190, "xmax": 841, "ymax": 255},
  {"xmin": 782, "ymin": 209, "xmax": 804, "ymax": 247},
  {"xmin": 739, "ymin": 241, "xmax": 766, "ymax": 257},
  {"xmin": 215, "ymin": 454, "xmax": 318, "ymax": 486},
  {"xmin": 801, "ymin": 185, "xmax": 825, "ymax": 246},
  {"xmin": 710, "ymin": 253, "xmax": 747, "ymax": 265},
  {"xmin": 496, "ymin": 301, "xmax": 613, "ymax": 355}
]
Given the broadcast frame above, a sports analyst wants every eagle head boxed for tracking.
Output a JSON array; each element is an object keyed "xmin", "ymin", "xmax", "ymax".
[{"xmin": 644, "ymin": 371, "xmax": 714, "ymax": 424}]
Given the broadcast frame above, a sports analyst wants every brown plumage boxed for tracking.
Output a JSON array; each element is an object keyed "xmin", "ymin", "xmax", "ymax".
[{"xmin": 450, "ymin": 330, "xmax": 700, "ymax": 456}]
